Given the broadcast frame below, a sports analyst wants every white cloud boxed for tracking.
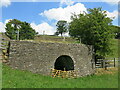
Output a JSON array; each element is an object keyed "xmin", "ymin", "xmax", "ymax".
[
  {"xmin": 30, "ymin": 22, "xmax": 55, "ymax": 35},
  {"xmin": 40, "ymin": 3, "xmax": 87, "ymax": 22},
  {"xmin": 60, "ymin": 0, "xmax": 75, "ymax": 7},
  {"xmin": 106, "ymin": 10, "xmax": 118, "ymax": 19},
  {"xmin": 0, "ymin": 22, "xmax": 5, "ymax": 32},
  {"xmin": 0, "ymin": 0, "xmax": 11, "ymax": 7}
]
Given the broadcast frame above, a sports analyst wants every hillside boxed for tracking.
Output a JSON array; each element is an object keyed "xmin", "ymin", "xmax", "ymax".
[{"xmin": 34, "ymin": 35, "xmax": 77, "ymax": 43}]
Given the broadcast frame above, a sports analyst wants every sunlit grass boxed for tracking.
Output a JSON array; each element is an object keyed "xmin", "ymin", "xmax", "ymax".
[{"xmin": 2, "ymin": 64, "xmax": 118, "ymax": 88}]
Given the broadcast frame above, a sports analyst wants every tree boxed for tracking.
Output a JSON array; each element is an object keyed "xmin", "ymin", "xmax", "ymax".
[
  {"xmin": 5, "ymin": 19, "xmax": 22, "ymax": 40},
  {"xmin": 56, "ymin": 20, "xmax": 68, "ymax": 36},
  {"xmin": 69, "ymin": 8, "xmax": 114, "ymax": 60},
  {"xmin": 5, "ymin": 23, "xmax": 16, "ymax": 40},
  {"xmin": 19, "ymin": 22, "xmax": 37, "ymax": 40},
  {"xmin": 5, "ymin": 19, "xmax": 37, "ymax": 40}
]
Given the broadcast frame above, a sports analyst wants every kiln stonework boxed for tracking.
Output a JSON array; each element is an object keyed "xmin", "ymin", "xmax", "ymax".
[{"xmin": 8, "ymin": 41, "xmax": 95, "ymax": 77}]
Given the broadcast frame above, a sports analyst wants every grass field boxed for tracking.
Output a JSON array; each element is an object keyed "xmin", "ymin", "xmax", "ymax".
[{"xmin": 2, "ymin": 64, "xmax": 118, "ymax": 88}]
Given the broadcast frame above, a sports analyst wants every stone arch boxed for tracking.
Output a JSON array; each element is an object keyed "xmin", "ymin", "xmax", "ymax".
[{"xmin": 54, "ymin": 55, "xmax": 74, "ymax": 71}]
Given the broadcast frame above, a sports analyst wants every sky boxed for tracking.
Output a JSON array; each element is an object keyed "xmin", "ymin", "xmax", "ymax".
[{"xmin": 0, "ymin": 0, "xmax": 119, "ymax": 35}]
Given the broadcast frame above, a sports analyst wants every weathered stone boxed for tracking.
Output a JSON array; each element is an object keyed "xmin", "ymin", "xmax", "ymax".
[{"xmin": 8, "ymin": 40, "xmax": 95, "ymax": 77}]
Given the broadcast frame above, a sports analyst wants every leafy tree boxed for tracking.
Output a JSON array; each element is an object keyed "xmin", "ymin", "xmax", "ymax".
[
  {"xmin": 69, "ymin": 8, "xmax": 114, "ymax": 60},
  {"xmin": 5, "ymin": 19, "xmax": 22, "ymax": 40},
  {"xmin": 5, "ymin": 23, "xmax": 16, "ymax": 40},
  {"xmin": 19, "ymin": 22, "xmax": 37, "ymax": 40},
  {"xmin": 5, "ymin": 19, "xmax": 37, "ymax": 40},
  {"xmin": 56, "ymin": 20, "xmax": 68, "ymax": 36}
]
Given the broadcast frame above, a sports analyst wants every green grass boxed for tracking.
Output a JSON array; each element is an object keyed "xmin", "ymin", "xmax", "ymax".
[
  {"xmin": 34, "ymin": 35, "xmax": 76, "ymax": 44},
  {"xmin": 106, "ymin": 39, "xmax": 118, "ymax": 58},
  {"xmin": 2, "ymin": 64, "xmax": 118, "ymax": 88}
]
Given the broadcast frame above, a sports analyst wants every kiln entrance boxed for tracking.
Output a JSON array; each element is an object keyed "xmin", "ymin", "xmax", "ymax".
[{"xmin": 54, "ymin": 55, "xmax": 74, "ymax": 71}]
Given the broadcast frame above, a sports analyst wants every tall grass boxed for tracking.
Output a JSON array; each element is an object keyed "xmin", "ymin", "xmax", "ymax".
[{"xmin": 2, "ymin": 64, "xmax": 118, "ymax": 88}]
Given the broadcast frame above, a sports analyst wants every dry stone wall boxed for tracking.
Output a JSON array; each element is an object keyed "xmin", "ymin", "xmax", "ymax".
[{"xmin": 8, "ymin": 40, "xmax": 95, "ymax": 77}]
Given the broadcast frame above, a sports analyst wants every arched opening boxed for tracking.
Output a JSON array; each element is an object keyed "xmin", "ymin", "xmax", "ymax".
[{"xmin": 54, "ymin": 55, "xmax": 74, "ymax": 71}]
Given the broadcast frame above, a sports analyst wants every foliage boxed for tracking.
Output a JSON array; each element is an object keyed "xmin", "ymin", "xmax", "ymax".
[
  {"xmin": 5, "ymin": 23, "xmax": 16, "ymax": 40},
  {"xmin": 69, "ymin": 8, "xmax": 115, "ymax": 59},
  {"xmin": 5, "ymin": 19, "xmax": 38, "ymax": 40},
  {"xmin": 19, "ymin": 22, "xmax": 37, "ymax": 40},
  {"xmin": 55, "ymin": 20, "xmax": 68, "ymax": 36},
  {"xmin": 2, "ymin": 64, "xmax": 118, "ymax": 88},
  {"xmin": 5, "ymin": 19, "xmax": 21, "ymax": 40}
]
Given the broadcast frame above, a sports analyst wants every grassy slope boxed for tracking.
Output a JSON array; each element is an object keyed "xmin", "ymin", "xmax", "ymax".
[
  {"xmin": 105, "ymin": 39, "xmax": 118, "ymax": 58},
  {"xmin": 34, "ymin": 35, "xmax": 76, "ymax": 44},
  {"xmin": 2, "ymin": 64, "xmax": 118, "ymax": 88}
]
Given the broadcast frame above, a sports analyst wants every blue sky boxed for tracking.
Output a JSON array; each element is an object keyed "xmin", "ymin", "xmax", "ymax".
[
  {"xmin": 2, "ymin": 2, "xmax": 60, "ymax": 24},
  {"xmin": 0, "ymin": 1, "xmax": 118, "ymax": 35}
]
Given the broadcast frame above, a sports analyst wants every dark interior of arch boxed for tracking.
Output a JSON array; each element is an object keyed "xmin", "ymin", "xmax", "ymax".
[{"xmin": 54, "ymin": 55, "xmax": 74, "ymax": 71}]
